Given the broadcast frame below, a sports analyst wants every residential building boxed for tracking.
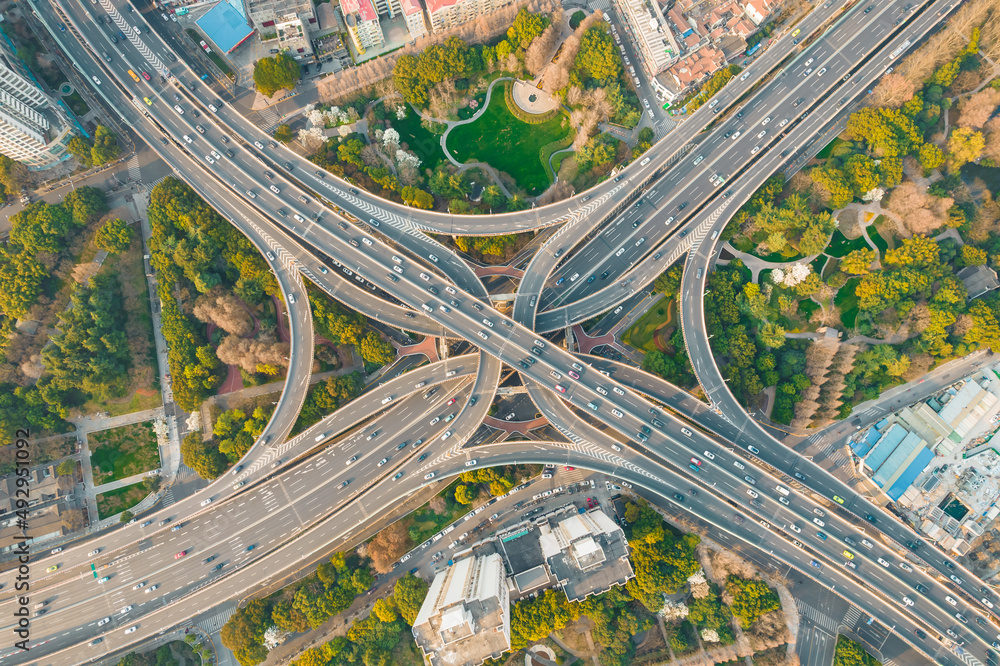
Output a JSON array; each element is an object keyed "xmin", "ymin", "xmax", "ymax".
[
  {"xmin": 400, "ymin": 0, "xmax": 429, "ymax": 39},
  {"xmin": 958, "ymin": 265, "xmax": 1000, "ymax": 300},
  {"xmin": 342, "ymin": 0, "xmax": 385, "ymax": 52},
  {"xmin": 536, "ymin": 509, "xmax": 634, "ymax": 601},
  {"xmin": 666, "ymin": 44, "xmax": 726, "ymax": 92},
  {"xmin": 412, "ymin": 553, "xmax": 511, "ymax": 666},
  {"xmin": 424, "ymin": 0, "xmax": 514, "ymax": 34},
  {"xmin": 742, "ymin": 0, "xmax": 772, "ymax": 26},
  {"xmin": 244, "ymin": 0, "xmax": 315, "ymax": 30},
  {"xmin": 0, "ymin": 30, "xmax": 74, "ymax": 170},
  {"xmin": 613, "ymin": 0, "xmax": 677, "ymax": 77}
]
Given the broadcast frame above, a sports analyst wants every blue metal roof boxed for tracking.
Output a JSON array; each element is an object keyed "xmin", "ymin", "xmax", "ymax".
[
  {"xmin": 873, "ymin": 431, "xmax": 923, "ymax": 488},
  {"xmin": 886, "ymin": 447, "xmax": 935, "ymax": 501},
  {"xmin": 865, "ymin": 424, "xmax": 906, "ymax": 472},
  {"xmin": 195, "ymin": 1, "xmax": 253, "ymax": 54}
]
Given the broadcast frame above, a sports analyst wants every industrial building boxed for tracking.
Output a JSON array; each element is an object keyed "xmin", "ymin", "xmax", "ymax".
[{"xmin": 411, "ymin": 553, "xmax": 511, "ymax": 666}]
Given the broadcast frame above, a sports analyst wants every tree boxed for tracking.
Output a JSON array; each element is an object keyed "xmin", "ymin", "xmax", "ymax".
[
  {"xmin": 221, "ymin": 599, "xmax": 271, "ymax": 665},
  {"xmin": 917, "ymin": 142, "xmax": 945, "ymax": 171},
  {"xmin": 401, "ymin": 185, "xmax": 434, "ymax": 209},
  {"xmin": 758, "ymin": 322, "xmax": 787, "ymax": 349},
  {"xmin": 482, "ymin": 185, "xmax": 506, "ymax": 210},
  {"xmin": 507, "ymin": 8, "xmax": 550, "ymax": 49},
  {"xmin": 870, "ymin": 72, "xmax": 916, "ymax": 109},
  {"xmin": 90, "ymin": 126, "xmax": 120, "ymax": 166},
  {"xmin": 94, "ymin": 218, "xmax": 134, "ymax": 253},
  {"xmin": 574, "ymin": 25, "xmax": 620, "ymax": 84},
  {"xmin": 67, "ymin": 135, "xmax": 93, "ymax": 168},
  {"xmin": 948, "ymin": 127, "xmax": 985, "ymax": 167},
  {"xmin": 839, "ymin": 248, "xmax": 877, "ymax": 275},
  {"xmin": 0, "ymin": 155, "xmax": 31, "ymax": 194},
  {"xmin": 357, "ymin": 330, "xmax": 395, "ymax": 367},
  {"xmin": 56, "ymin": 459, "xmax": 76, "ymax": 476},
  {"xmin": 725, "ymin": 575, "xmax": 780, "ymax": 628},
  {"xmin": 368, "ymin": 521, "xmax": 411, "ymax": 573},
  {"xmin": 454, "ymin": 484, "xmax": 475, "ymax": 504},
  {"xmin": 0, "ymin": 247, "xmax": 48, "ymax": 318},
  {"xmin": 960, "ymin": 245, "xmax": 987, "ymax": 267},
  {"xmin": 253, "ymin": 53, "xmax": 301, "ymax": 97},
  {"xmin": 273, "ymin": 124, "xmax": 294, "ymax": 143},
  {"xmin": 653, "ymin": 264, "xmax": 683, "ymax": 297},
  {"xmin": 64, "ymin": 186, "xmax": 109, "ymax": 226},
  {"xmin": 393, "ymin": 574, "xmax": 429, "ymax": 625}
]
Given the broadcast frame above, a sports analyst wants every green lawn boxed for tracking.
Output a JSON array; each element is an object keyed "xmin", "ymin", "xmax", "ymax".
[
  {"xmin": 89, "ymin": 421, "xmax": 161, "ymax": 485},
  {"xmin": 390, "ymin": 106, "xmax": 445, "ymax": 169},
  {"xmin": 825, "ymin": 230, "xmax": 869, "ymax": 257},
  {"xmin": 816, "ymin": 137, "xmax": 847, "ymax": 159},
  {"xmin": 870, "ymin": 215, "xmax": 891, "ymax": 258},
  {"xmin": 63, "ymin": 90, "xmax": 90, "ymax": 116},
  {"xmin": 96, "ymin": 482, "xmax": 148, "ymax": 520},
  {"xmin": 448, "ymin": 83, "xmax": 572, "ymax": 194},
  {"xmin": 835, "ymin": 277, "xmax": 861, "ymax": 329},
  {"xmin": 623, "ymin": 297, "xmax": 673, "ymax": 353}
]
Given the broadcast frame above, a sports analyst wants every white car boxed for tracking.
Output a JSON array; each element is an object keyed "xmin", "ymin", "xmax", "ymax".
[
  {"xmin": 50, "ymin": 548, "xmax": 62, "ymax": 554},
  {"xmin": 205, "ymin": 155, "xmax": 215, "ymax": 165},
  {"xmin": 703, "ymin": 451, "xmax": 716, "ymax": 460},
  {"xmin": 424, "ymin": 472, "xmax": 436, "ymax": 480},
  {"xmin": 98, "ymin": 617, "xmax": 111, "ymax": 626},
  {"xmin": 200, "ymin": 498, "xmax": 212, "ymax": 507},
  {"xmin": 125, "ymin": 626, "xmax": 137, "ymax": 634},
  {"xmin": 751, "ymin": 146, "xmax": 761, "ymax": 154},
  {"xmin": 120, "ymin": 605, "xmax": 133, "ymax": 614},
  {"xmin": 789, "ymin": 524, "xmax": 802, "ymax": 533},
  {"xmin": 132, "ymin": 582, "xmax": 145, "ymax": 590},
  {"xmin": 182, "ymin": 135, "xmax": 192, "ymax": 144},
  {"xmin": 89, "ymin": 549, "xmax": 101, "ymax": 557},
  {"xmin": 145, "ymin": 584, "xmax": 159, "ymax": 593},
  {"xmin": 903, "ymin": 596, "xmax": 914, "ymax": 606},
  {"xmin": 761, "ymin": 117, "xmax": 771, "ymax": 125}
]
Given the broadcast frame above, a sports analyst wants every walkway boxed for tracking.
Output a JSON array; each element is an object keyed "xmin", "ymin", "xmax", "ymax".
[
  {"xmin": 473, "ymin": 265, "xmax": 525, "ymax": 278},
  {"xmin": 721, "ymin": 243, "xmax": 823, "ymax": 283}
]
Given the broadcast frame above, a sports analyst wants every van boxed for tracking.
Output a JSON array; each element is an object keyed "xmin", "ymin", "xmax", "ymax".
[
  {"xmin": 693, "ymin": 155, "xmax": 705, "ymax": 165},
  {"xmin": 775, "ymin": 485, "xmax": 790, "ymax": 496},
  {"xmin": 421, "ymin": 303, "xmax": 434, "ymax": 313},
  {"xmin": 314, "ymin": 433, "xmax": 328, "ymax": 442}
]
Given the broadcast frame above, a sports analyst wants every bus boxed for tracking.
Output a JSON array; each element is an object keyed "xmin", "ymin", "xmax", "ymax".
[
  {"xmin": 127, "ymin": 69, "xmax": 141, "ymax": 83},
  {"xmin": 890, "ymin": 39, "xmax": 911, "ymax": 59}
]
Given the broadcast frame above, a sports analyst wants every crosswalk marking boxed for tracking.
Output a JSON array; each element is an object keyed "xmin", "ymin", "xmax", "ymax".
[
  {"xmin": 842, "ymin": 605, "xmax": 863, "ymax": 627},
  {"xmin": 198, "ymin": 603, "xmax": 237, "ymax": 634},
  {"xmin": 127, "ymin": 154, "xmax": 141, "ymax": 183},
  {"xmin": 795, "ymin": 599, "xmax": 839, "ymax": 633},
  {"xmin": 256, "ymin": 106, "xmax": 279, "ymax": 133}
]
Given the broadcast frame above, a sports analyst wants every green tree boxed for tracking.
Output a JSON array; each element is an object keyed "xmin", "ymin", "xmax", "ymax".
[
  {"xmin": 507, "ymin": 8, "xmax": 550, "ymax": 49},
  {"xmin": 960, "ymin": 244, "xmax": 987, "ymax": 267},
  {"xmin": 357, "ymin": 330, "xmax": 396, "ymax": 367},
  {"xmin": 725, "ymin": 575, "xmax": 780, "ymax": 628},
  {"xmin": 221, "ymin": 599, "xmax": 271, "ymax": 665},
  {"xmin": 653, "ymin": 264, "xmax": 683, "ymax": 297},
  {"xmin": 67, "ymin": 135, "xmax": 93, "ymax": 168},
  {"xmin": 401, "ymin": 185, "xmax": 435, "ymax": 209},
  {"xmin": 574, "ymin": 25, "xmax": 621, "ymax": 83},
  {"xmin": 274, "ymin": 124, "xmax": 294, "ymax": 143},
  {"xmin": 393, "ymin": 574, "xmax": 429, "ymax": 625},
  {"xmin": 56, "ymin": 459, "xmax": 75, "ymax": 476},
  {"xmin": 90, "ymin": 126, "xmax": 121, "ymax": 166},
  {"xmin": 948, "ymin": 127, "xmax": 985, "ymax": 167},
  {"xmin": 253, "ymin": 53, "xmax": 301, "ymax": 97},
  {"xmin": 840, "ymin": 248, "xmax": 878, "ymax": 275},
  {"xmin": 94, "ymin": 218, "xmax": 134, "ymax": 253},
  {"xmin": 482, "ymin": 185, "xmax": 506, "ymax": 210},
  {"xmin": 0, "ymin": 247, "xmax": 48, "ymax": 318}
]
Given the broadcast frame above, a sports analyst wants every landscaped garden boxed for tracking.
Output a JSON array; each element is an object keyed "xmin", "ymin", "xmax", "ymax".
[
  {"xmin": 447, "ymin": 82, "xmax": 572, "ymax": 195},
  {"xmin": 89, "ymin": 421, "xmax": 160, "ymax": 485},
  {"xmin": 623, "ymin": 296, "xmax": 674, "ymax": 353},
  {"xmin": 96, "ymin": 479, "xmax": 155, "ymax": 520},
  {"xmin": 387, "ymin": 103, "xmax": 446, "ymax": 170}
]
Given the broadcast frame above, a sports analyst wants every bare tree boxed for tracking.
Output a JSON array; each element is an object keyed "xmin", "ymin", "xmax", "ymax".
[
  {"xmin": 960, "ymin": 88, "xmax": 1000, "ymax": 129},
  {"xmin": 869, "ymin": 72, "xmax": 916, "ymax": 109},
  {"xmin": 216, "ymin": 334, "xmax": 289, "ymax": 374},
  {"xmin": 886, "ymin": 181, "xmax": 953, "ymax": 235},
  {"xmin": 526, "ymin": 25, "xmax": 559, "ymax": 76},
  {"xmin": 192, "ymin": 288, "xmax": 254, "ymax": 338},
  {"xmin": 367, "ymin": 520, "xmax": 411, "ymax": 573},
  {"xmin": 536, "ymin": 180, "xmax": 575, "ymax": 205}
]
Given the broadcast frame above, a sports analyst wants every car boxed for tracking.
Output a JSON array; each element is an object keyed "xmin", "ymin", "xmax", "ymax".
[
  {"xmin": 747, "ymin": 445, "xmax": 760, "ymax": 455},
  {"xmin": 861, "ymin": 539, "xmax": 873, "ymax": 549},
  {"xmin": 816, "ymin": 532, "xmax": 826, "ymax": 540},
  {"xmin": 813, "ymin": 518, "xmax": 825, "ymax": 527},
  {"xmin": 690, "ymin": 457, "xmax": 701, "ymax": 466},
  {"xmin": 746, "ymin": 489, "xmax": 758, "ymax": 498},
  {"xmin": 200, "ymin": 498, "xmax": 212, "ymax": 506},
  {"xmin": 876, "ymin": 557, "xmax": 890, "ymax": 568},
  {"xmin": 915, "ymin": 584, "xmax": 929, "ymax": 594},
  {"xmin": 793, "ymin": 472, "xmax": 807, "ymax": 481},
  {"xmin": 957, "ymin": 613, "xmax": 969, "ymax": 624},
  {"xmin": 133, "ymin": 582, "xmax": 145, "ymax": 590},
  {"xmin": 843, "ymin": 550, "xmax": 854, "ymax": 560},
  {"xmin": 89, "ymin": 548, "xmax": 101, "ymax": 556},
  {"xmin": 120, "ymin": 605, "xmax": 133, "ymax": 614},
  {"xmin": 915, "ymin": 629, "xmax": 927, "ymax": 640},
  {"xmin": 125, "ymin": 625, "xmax": 138, "ymax": 634},
  {"xmin": 46, "ymin": 565, "xmax": 58, "ymax": 573},
  {"xmin": 833, "ymin": 495, "xmax": 845, "ymax": 504},
  {"xmin": 899, "ymin": 562, "xmax": 913, "ymax": 572},
  {"xmin": 984, "ymin": 598, "xmax": 996, "ymax": 609},
  {"xmin": 903, "ymin": 596, "xmax": 914, "ymax": 606},
  {"xmin": 347, "ymin": 455, "xmax": 358, "ymax": 464},
  {"xmin": 98, "ymin": 617, "xmax": 111, "ymax": 626},
  {"xmin": 176, "ymin": 550, "xmax": 187, "ymax": 559},
  {"xmin": 951, "ymin": 574, "xmax": 964, "ymax": 585},
  {"xmin": 98, "ymin": 575, "xmax": 111, "ymax": 583},
  {"xmin": 744, "ymin": 475, "xmax": 756, "ymax": 485},
  {"xmin": 554, "ymin": 384, "xmax": 566, "ymax": 393},
  {"xmin": 703, "ymin": 451, "xmax": 716, "ymax": 460},
  {"xmin": 790, "ymin": 523, "xmax": 801, "ymax": 533}
]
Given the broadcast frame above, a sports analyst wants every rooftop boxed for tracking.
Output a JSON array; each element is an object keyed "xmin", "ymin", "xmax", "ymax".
[{"xmin": 196, "ymin": 0, "xmax": 254, "ymax": 54}]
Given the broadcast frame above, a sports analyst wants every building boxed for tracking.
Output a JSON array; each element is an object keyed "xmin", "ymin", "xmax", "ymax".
[
  {"xmin": 854, "ymin": 423, "xmax": 936, "ymax": 501},
  {"xmin": 196, "ymin": 0, "xmax": 256, "ymax": 54},
  {"xmin": 0, "ymin": 28, "xmax": 74, "ymax": 170},
  {"xmin": 958, "ymin": 265, "xmax": 1000, "ymax": 300},
  {"xmin": 275, "ymin": 15, "xmax": 313, "ymax": 57},
  {"xmin": 613, "ymin": 0, "xmax": 677, "ymax": 77},
  {"xmin": 400, "ymin": 0, "xmax": 429, "ymax": 40},
  {"xmin": 341, "ymin": 0, "xmax": 385, "ymax": 52},
  {"xmin": 411, "ymin": 553, "xmax": 511, "ymax": 666},
  {"xmin": 742, "ymin": 0, "xmax": 772, "ymax": 26},
  {"xmin": 243, "ymin": 0, "xmax": 315, "ymax": 31},
  {"xmin": 666, "ymin": 45, "xmax": 726, "ymax": 92},
  {"xmin": 424, "ymin": 0, "xmax": 514, "ymax": 34},
  {"xmin": 496, "ymin": 506, "xmax": 633, "ymax": 601}
]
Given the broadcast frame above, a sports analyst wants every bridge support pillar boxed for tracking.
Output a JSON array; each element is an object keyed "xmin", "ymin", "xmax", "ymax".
[
  {"xmin": 565, "ymin": 327, "xmax": 577, "ymax": 353},
  {"xmin": 438, "ymin": 336, "xmax": 449, "ymax": 361}
]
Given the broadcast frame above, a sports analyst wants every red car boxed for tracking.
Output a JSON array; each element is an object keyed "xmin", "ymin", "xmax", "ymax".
[
  {"xmin": 446, "ymin": 398, "xmax": 457, "ymax": 406},
  {"xmin": 565, "ymin": 466, "xmax": 575, "ymax": 471},
  {"xmin": 141, "ymin": 71, "xmax": 151, "ymax": 81},
  {"xmin": 554, "ymin": 384, "xmax": 566, "ymax": 393},
  {"xmin": 175, "ymin": 550, "xmax": 186, "ymax": 559},
  {"xmin": 690, "ymin": 457, "xmax": 701, "ymax": 466}
]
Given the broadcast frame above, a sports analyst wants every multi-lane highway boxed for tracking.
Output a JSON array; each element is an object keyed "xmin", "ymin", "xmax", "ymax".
[{"xmin": 12, "ymin": 0, "xmax": 994, "ymax": 663}]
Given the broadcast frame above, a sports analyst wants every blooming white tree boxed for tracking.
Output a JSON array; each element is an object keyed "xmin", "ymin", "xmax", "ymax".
[
  {"xmin": 701, "ymin": 628, "xmax": 720, "ymax": 643},
  {"xmin": 396, "ymin": 149, "xmax": 421, "ymax": 169},
  {"xmin": 688, "ymin": 569, "xmax": 711, "ymax": 598},
  {"xmin": 298, "ymin": 127, "xmax": 326, "ymax": 151},
  {"xmin": 771, "ymin": 263, "xmax": 812, "ymax": 288},
  {"xmin": 185, "ymin": 411, "xmax": 201, "ymax": 432},
  {"xmin": 863, "ymin": 187, "xmax": 885, "ymax": 202},
  {"xmin": 395, "ymin": 104, "xmax": 408, "ymax": 120},
  {"xmin": 383, "ymin": 128, "xmax": 401, "ymax": 150},
  {"xmin": 263, "ymin": 626, "xmax": 289, "ymax": 650},
  {"xmin": 659, "ymin": 598, "xmax": 690, "ymax": 620}
]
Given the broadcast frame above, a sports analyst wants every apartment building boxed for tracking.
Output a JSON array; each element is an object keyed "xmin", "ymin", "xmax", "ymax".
[
  {"xmin": 342, "ymin": 0, "xmax": 385, "ymax": 52},
  {"xmin": 244, "ymin": 0, "xmax": 315, "ymax": 29},
  {"xmin": 612, "ymin": 0, "xmax": 677, "ymax": 76},
  {"xmin": 424, "ymin": 0, "xmax": 514, "ymax": 34}
]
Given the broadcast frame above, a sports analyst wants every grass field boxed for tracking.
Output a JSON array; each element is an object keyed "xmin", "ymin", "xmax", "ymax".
[
  {"xmin": 835, "ymin": 277, "xmax": 861, "ymax": 329},
  {"xmin": 816, "ymin": 137, "xmax": 847, "ymax": 159},
  {"xmin": 825, "ymin": 230, "xmax": 869, "ymax": 257},
  {"xmin": 623, "ymin": 297, "xmax": 673, "ymax": 353},
  {"xmin": 870, "ymin": 215, "xmax": 892, "ymax": 257},
  {"xmin": 96, "ymin": 482, "xmax": 148, "ymax": 520},
  {"xmin": 448, "ymin": 83, "xmax": 572, "ymax": 194},
  {"xmin": 390, "ymin": 107, "xmax": 445, "ymax": 170},
  {"xmin": 89, "ymin": 421, "xmax": 160, "ymax": 485}
]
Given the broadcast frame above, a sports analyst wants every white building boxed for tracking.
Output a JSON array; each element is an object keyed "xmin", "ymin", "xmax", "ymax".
[
  {"xmin": 412, "ymin": 553, "xmax": 511, "ymax": 666},
  {"xmin": 341, "ymin": 0, "xmax": 385, "ymax": 52},
  {"xmin": 399, "ymin": 0, "xmax": 429, "ymax": 39},
  {"xmin": 275, "ymin": 15, "xmax": 313, "ymax": 56},
  {"xmin": 244, "ymin": 0, "xmax": 315, "ymax": 31},
  {"xmin": 612, "ymin": 0, "xmax": 676, "ymax": 77},
  {"xmin": 424, "ymin": 0, "xmax": 514, "ymax": 33},
  {"xmin": 0, "ymin": 33, "xmax": 74, "ymax": 169}
]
